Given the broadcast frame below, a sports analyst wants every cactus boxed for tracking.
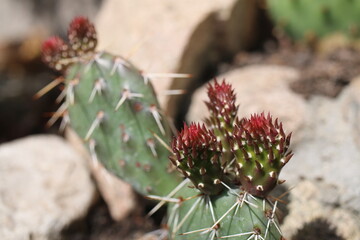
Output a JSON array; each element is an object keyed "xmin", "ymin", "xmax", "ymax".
[
  {"xmin": 41, "ymin": 17, "xmax": 179, "ymax": 196},
  {"xmin": 267, "ymin": 0, "xmax": 360, "ymax": 40},
  {"xmin": 164, "ymin": 80, "xmax": 291, "ymax": 239},
  {"xmin": 42, "ymin": 18, "xmax": 293, "ymax": 240}
]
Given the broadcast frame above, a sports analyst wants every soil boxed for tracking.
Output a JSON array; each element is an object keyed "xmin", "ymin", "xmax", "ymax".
[{"xmin": 60, "ymin": 194, "xmax": 163, "ymax": 240}]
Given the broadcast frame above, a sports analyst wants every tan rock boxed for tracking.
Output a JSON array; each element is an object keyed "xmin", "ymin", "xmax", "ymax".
[
  {"xmin": 187, "ymin": 65, "xmax": 306, "ymax": 143},
  {"xmin": 66, "ymin": 128, "xmax": 136, "ymax": 221},
  {"xmin": 95, "ymin": 0, "xmax": 262, "ymax": 109},
  {"xmin": 0, "ymin": 135, "xmax": 96, "ymax": 240}
]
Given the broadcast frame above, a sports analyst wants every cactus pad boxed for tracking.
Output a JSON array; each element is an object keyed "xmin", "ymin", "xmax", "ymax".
[{"xmin": 42, "ymin": 17, "xmax": 179, "ymax": 196}]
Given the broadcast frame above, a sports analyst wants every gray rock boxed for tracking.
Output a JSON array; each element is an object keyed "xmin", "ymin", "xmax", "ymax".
[
  {"xmin": 0, "ymin": 135, "xmax": 96, "ymax": 240},
  {"xmin": 283, "ymin": 76, "xmax": 360, "ymax": 212}
]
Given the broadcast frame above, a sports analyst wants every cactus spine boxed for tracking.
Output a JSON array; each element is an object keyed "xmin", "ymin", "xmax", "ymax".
[{"xmin": 42, "ymin": 17, "xmax": 179, "ymax": 196}]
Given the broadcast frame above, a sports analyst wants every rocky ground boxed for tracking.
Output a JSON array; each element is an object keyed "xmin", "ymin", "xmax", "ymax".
[{"xmin": 1, "ymin": 0, "xmax": 360, "ymax": 240}]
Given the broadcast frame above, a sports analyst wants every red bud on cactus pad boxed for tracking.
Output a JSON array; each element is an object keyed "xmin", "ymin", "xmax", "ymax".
[
  {"xmin": 205, "ymin": 79, "xmax": 238, "ymax": 125},
  {"xmin": 42, "ymin": 17, "xmax": 97, "ymax": 71},
  {"xmin": 41, "ymin": 36, "xmax": 70, "ymax": 71},
  {"xmin": 68, "ymin": 16, "xmax": 97, "ymax": 53},
  {"xmin": 231, "ymin": 112, "xmax": 293, "ymax": 197},
  {"xmin": 170, "ymin": 123, "xmax": 225, "ymax": 195},
  {"xmin": 205, "ymin": 79, "xmax": 239, "ymax": 168}
]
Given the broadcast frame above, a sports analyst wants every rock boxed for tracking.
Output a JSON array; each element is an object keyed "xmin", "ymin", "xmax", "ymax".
[
  {"xmin": 0, "ymin": 135, "xmax": 96, "ymax": 240},
  {"xmin": 96, "ymin": 0, "xmax": 267, "ymax": 110},
  {"xmin": 282, "ymin": 180, "xmax": 360, "ymax": 240},
  {"xmin": 282, "ymin": 76, "xmax": 360, "ymax": 212},
  {"xmin": 187, "ymin": 65, "xmax": 307, "ymax": 143},
  {"xmin": 66, "ymin": 128, "xmax": 136, "ymax": 221}
]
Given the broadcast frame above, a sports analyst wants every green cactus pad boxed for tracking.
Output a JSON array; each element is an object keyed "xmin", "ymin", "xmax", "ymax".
[
  {"xmin": 167, "ymin": 183, "xmax": 283, "ymax": 240},
  {"xmin": 64, "ymin": 52, "xmax": 179, "ymax": 196},
  {"xmin": 268, "ymin": 0, "xmax": 360, "ymax": 40},
  {"xmin": 42, "ymin": 17, "xmax": 180, "ymax": 197}
]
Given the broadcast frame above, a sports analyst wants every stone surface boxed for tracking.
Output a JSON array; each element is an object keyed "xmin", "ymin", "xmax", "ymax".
[
  {"xmin": 66, "ymin": 128, "xmax": 136, "ymax": 221},
  {"xmin": 282, "ymin": 180, "xmax": 360, "ymax": 240},
  {"xmin": 0, "ymin": 135, "xmax": 96, "ymax": 240},
  {"xmin": 187, "ymin": 65, "xmax": 306, "ymax": 143},
  {"xmin": 283, "ymin": 76, "xmax": 360, "ymax": 212},
  {"xmin": 96, "ymin": 0, "xmax": 264, "ymax": 109}
]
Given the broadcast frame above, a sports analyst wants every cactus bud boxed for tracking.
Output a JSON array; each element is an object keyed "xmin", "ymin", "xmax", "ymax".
[
  {"xmin": 232, "ymin": 112, "xmax": 293, "ymax": 197},
  {"xmin": 170, "ymin": 123, "xmax": 225, "ymax": 195},
  {"xmin": 68, "ymin": 16, "xmax": 97, "ymax": 53},
  {"xmin": 205, "ymin": 79, "xmax": 238, "ymax": 167},
  {"xmin": 205, "ymin": 79, "xmax": 238, "ymax": 127},
  {"xmin": 41, "ymin": 36, "xmax": 70, "ymax": 71}
]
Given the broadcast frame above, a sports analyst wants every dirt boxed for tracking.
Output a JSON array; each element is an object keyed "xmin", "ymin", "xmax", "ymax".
[{"xmin": 60, "ymin": 195, "xmax": 163, "ymax": 240}]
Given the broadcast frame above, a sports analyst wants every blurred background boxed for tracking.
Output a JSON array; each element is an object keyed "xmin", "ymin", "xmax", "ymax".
[{"xmin": 1, "ymin": 0, "xmax": 360, "ymax": 239}]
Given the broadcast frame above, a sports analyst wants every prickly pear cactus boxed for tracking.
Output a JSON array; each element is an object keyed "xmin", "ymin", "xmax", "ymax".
[
  {"xmin": 42, "ymin": 17, "xmax": 293, "ymax": 240},
  {"xmin": 163, "ymin": 80, "xmax": 291, "ymax": 239},
  {"xmin": 41, "ymin": 17, "xmax": 179, "ymax": 196},
  {"xmin": 267, "ymin": 0, "xmax": 360, "ymax": 40}
]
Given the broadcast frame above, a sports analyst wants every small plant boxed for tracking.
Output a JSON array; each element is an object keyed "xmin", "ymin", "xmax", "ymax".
[
  {"xmin": 41, "ymin": 17, "xmax": 293, "ymax": 240},
  {"xmin": 267, "ymin": 0, "xmax": 360, "ymax": 41}
]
